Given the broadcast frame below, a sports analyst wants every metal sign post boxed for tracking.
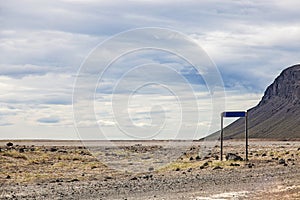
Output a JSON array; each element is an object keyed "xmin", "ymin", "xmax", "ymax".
[{"xmin": 220, "ymin": 111, "xmax": 248, "ymax": 161}]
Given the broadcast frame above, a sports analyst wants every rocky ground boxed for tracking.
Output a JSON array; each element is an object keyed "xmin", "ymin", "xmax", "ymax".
[{"xmin": 0, "ymin": 140, "xmax": 300, "ymax": 199}]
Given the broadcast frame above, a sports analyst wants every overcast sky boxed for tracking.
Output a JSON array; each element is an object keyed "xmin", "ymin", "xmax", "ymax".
[{"xmin": 1, "ymin": 0, "xmax": 300, "ymax": 140}]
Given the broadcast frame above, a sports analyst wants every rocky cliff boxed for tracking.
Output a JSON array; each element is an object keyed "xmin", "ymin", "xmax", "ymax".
[{"xmin": 207, "ymin": 64, "xmax": 300, "ymax": 140}]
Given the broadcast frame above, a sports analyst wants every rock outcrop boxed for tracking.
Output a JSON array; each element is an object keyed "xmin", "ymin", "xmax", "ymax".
[{"xmin": 207, "ymin": 64, "xmax": 300, "ymax": 140}]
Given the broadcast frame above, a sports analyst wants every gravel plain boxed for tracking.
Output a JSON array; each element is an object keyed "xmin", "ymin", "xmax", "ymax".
[{"xmin": 0, "ymin": 140, "xmax": 300, "ymax": 199}]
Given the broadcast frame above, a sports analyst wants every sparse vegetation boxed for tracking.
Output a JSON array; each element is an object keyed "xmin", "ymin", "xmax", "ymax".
[
  {"xmin": 0, "ymin": 145, "xmax": 111, "ymax": 183},
  {"xmin": 0, "ymin": 141, "xmax": 300, "ymax": 199}
]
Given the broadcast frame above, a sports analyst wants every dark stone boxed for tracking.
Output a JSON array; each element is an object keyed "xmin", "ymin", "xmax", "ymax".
[
  {"xmin": 226, "ymin": 153, "xmax": 243, "ymax": 161},
  {"xmin": 142, "ymin": 175, "xmax": 150, "ymax": 179},
  {"xmin": 278, "ymin": 158, "xmax": 286, "ymax": 165},
  {"xmin": 6, "ymin": 175, "xmax": 11, "ymax": 179},
  {"xmin": 213, "ymin": 166, "xmax": 223, "ymax": 170},
  {"xmin": 203, "ymin": 156, "xmax": 211, "ymax": 160},
  {"xmin": 187, "ymin": 168, "xmax": 192, "ymax": 172},
  {"xmin": 189, "ymin": 157, "xmax": 194, "ymax": 161},
  {"xmin": 130, "ymin": 177, "xmax": 138, "ymax": 181},
  {"xmin": 19, "ymin": 148, "xmax": 25, "ymax": 153},
  {"xmin": 50, "ymin": 147, "xmax": 58, "ymax": 152},
  {"xmin": 70, "ymin": 178, "xmax": 79, "ymax": 182},
  {"xmin": 230, "ymin": 163, "xmax": 240, "ymax": 167},
  {"xmin": 199, "ymin": 161, "xmax": 210, "ymax": 169},
  {"xmin": 195, "ymin": 156, "xmax": 201, "ymax": 161},
  {"xmin": 175, "ymin": 168, "xmax": 180, "ymax": 171},
  {"xmin": 148, "ymin": 167, "xmax": 154, "ymax": 171},
  {"xmin": 104, "ymin": 176, "xmax": 112, "ymax": 181},
  {"xmin": 261, "ymin": 153, "xmax": 267, "ymax": 157},
  {"xmin": 247, "ymin": 163, "xmax": 255, "ymax": 168},
  {"xmin": 6, "ymin": 142, "xmax": 13, "ymax": 147},
  {"xmin": 214, "ymin": 155, "xmax": 219, "ymax": 160}
]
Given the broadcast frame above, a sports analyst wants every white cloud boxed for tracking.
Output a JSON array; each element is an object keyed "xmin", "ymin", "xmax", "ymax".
[{"xmin": 1, "ymin": 0, "xmax": 299, "ymax": 139}]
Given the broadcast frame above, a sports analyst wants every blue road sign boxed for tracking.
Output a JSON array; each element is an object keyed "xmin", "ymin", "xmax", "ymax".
[
  {"xmin": 222, "ymin": 111, "xmax": 246, "ymax": 118},
  {"xmin": 220, "ymin": 110, "xmax": 249, "ymax": 161}
]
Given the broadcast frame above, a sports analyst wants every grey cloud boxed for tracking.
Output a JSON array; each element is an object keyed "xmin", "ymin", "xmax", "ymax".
[
  {"xmin": 1, "ymin": 0, "xmax": 300, "ymax": 139},
  {"xmin": 0, "ymin": 122, "xmax": 13, "ymax": 126},
  {"xmin": 37, "ymin": 117, "xmax": 60, "ymax": 124}
]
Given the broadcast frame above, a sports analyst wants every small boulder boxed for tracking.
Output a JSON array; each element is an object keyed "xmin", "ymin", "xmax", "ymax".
[
  {"xmin": 226, "ymin": 153, "xmax": 243, "ymax": 161},
  {"xmin": 278, "ymin": 158, "xmax": 286, "ymax": 165},
  {"xmin": 148, "ymin": 167, "xmax": 154, "ymax": 171},
  {"xmin": 130, "ymin": 177, "xmax": 138, "ymax": 181},
  {"xmin": 195, "ymin": 156, "xmax": 201, "ymax": 161},
  {"xmin": 200, "ymin": 162, "xmax": 209, "ymax": 169},
  {"xmin": 142, "ymin": 175, "xmax": 150, "ymax": 179},
  {"xmin": 19, "ymin": 148, "xmax": 25, "ymax": 153},
  {"xmin": 104, "ymin": 176, "xmax": 112, "ymax": 181},
  {"xmin": 50, "ymin": 147, "xmax": 58, "ymax": 152},
  {"xmin": 6, "ymin": 142, "xmax": 13, "ymax": 147},
  {"xmin": 246, "ymin": 163, "xmax": 255, "ymax": 168},
  {"xmin": 213, "ymin": 166, "xmax": 223, "ymax": 170}
]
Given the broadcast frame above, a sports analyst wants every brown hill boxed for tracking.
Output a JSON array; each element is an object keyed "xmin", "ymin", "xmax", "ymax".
[{"xmin": 207, "ymin": 64, "xmax": 300, "ymax": 140}]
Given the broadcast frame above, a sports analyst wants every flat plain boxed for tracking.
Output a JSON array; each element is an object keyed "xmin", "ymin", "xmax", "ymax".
[{"xmin": 0, "ymin": 140, "xmax": 300, "ymax": 199}]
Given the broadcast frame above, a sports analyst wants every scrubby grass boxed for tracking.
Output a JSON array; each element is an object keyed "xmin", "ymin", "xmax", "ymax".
[
  {"xmin": 158, "ymin": 161, "xmax": 202, "ymax": 172},
  {"xmin": 158, "ymin": 158, "xmax": 243, "ymax": 172},
  {"xmin": 2, "ymin": 150, "xmax": 28, "ymax": 160},
  {"xmin": 0, "ymin": 146, "xmax": 111, "ymax": 184}
]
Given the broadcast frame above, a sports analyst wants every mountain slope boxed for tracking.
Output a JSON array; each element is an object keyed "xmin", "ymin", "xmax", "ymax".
[{"xmin": 208, "ymin": 64, "xmax": 300, "ymax": 140}]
